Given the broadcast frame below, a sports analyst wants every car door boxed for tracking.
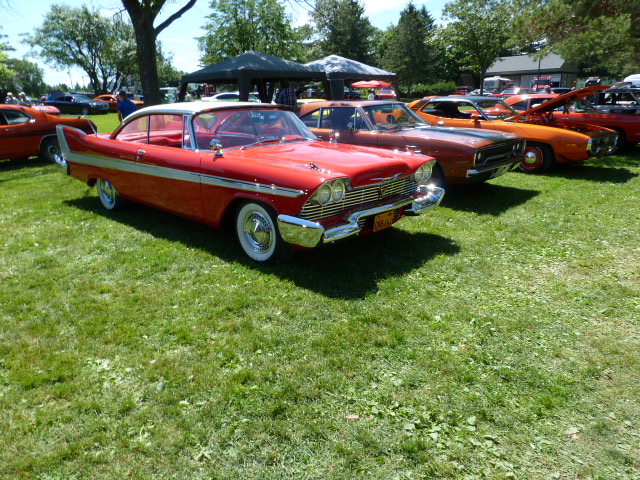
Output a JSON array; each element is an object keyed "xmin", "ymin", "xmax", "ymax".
[
  {"xmin": 0, "ymin": 108, "xmax": 41, "ymax": 159},
  {"xmin": 132, "ymin": 113, "xmax": 204, "ymax": 219}
]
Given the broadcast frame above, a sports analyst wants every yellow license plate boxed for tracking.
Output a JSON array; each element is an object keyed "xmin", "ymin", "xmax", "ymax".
[{"xmin": 373, "ymin": 210, "xmax": 395, "ymax": 232}]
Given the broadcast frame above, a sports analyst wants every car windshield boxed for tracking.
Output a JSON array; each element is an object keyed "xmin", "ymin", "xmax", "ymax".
[
  {"xmin": 71, "ymin": 94, "xmax": 92, "ymax": 102},
  {"xmin": 192, "ymin": 108, "xmax": 316, "ymax": 150},
  {"xmin": 361, "ymin": 102, "xmax": 427, "ymax": 130},
  {"xmin": 571, "ymin": 99, "xmax": 602, "ymax": 114},
  {"xmin": 473, "ymin": 99, "xmax": 518, "ymax": 119}
]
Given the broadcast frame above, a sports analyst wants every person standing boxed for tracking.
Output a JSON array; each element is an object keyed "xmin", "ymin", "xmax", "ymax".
[
  {"xmin": 5, "ymin": 92, "xmax": 19, "ymax": 104},
  {"xmin": 367, "ymin": 89, "xmax": 375, "ymax": 100},
  {"xmin": 275, "ymin": 79, "xmax": 297, "ymax": 109},
  {"xmin": 18, "ymin": 92, "xmax": 32, "ymax": 107},
  {"xmin": 117, "ymin": 90, "xmax": 137, "ymax": 122}
]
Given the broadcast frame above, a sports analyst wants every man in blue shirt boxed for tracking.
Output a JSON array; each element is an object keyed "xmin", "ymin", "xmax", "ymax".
[{"xmin": 117, "ymin": 90, "xmax": 138, "ymax": 122}]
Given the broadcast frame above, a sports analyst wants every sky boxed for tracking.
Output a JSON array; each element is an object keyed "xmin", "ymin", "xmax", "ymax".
[{"xmin": 1, "ymin": 0, "xmax": 447, "ymax": 87}]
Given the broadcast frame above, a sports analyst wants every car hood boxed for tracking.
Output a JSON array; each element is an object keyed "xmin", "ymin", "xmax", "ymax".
[
  {"xmin": 394, "ymin": 125, "xmax": 518, "ymax": 146},
  {"xmin": 508, "ymin": 85, "xmax": 609, "ymax": 120},
  {"xmin": 231, "ymin": 140, "xmax": 429, "ymax": 188}
]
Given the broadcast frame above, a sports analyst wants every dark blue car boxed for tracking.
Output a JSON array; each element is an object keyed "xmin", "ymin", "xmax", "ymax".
[{"xmin": 45, "ymin": 93, "xmax": 109, "ymax": 115}]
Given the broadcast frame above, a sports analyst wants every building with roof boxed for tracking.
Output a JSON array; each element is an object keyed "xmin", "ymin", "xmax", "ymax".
[{"xmin": 486, "ymin": 53, "xmax": 579, "ymax": 90}]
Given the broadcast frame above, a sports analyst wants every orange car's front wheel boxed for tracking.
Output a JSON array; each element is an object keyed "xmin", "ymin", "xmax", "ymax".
[{"xmin": 519, "ymin": 142, "xmax": 554, "ymax": 173}]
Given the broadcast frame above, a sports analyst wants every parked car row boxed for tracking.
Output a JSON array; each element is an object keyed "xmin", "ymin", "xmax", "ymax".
[{"xmin": 3, "ymin": 85, "xmax": 636, "ymax": 263}]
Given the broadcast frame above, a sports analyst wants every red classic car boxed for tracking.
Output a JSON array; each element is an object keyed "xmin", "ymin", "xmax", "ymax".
[
  {"xmin": 56, "ymin": 102, "xmax": 445, "ymax": 262},
  {"xmin": 32, "ymin": 105, "xmax": 61, "ymax": 115},
  {"xmin": 298, "ymin": 100, "xmax": 525, "ymax": 185},
  {"xmin": 0, "ymin": 105, "xmax": 95, "ymax": 163},
  {"xmin": 408, "ymin": 91, "xmax": 618, "ymax": 173},
  {"xmin": 504, "ymin": 87, "xmax": 640, "ymax": 150}
]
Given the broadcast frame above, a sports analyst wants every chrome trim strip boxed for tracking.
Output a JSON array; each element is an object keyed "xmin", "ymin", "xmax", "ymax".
[
  {"xmin": 199, "ymin": 174, "xmax": 305, "ymax": 197},
  {"xmin": 56, "ymin": 128, "xmax": 305, "ymax": 198}
]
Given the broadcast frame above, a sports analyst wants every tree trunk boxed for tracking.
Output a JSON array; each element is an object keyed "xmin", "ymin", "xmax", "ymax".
[{"xmin": 133, "ymin": 22, "xmax": 161, "ymax": 106}]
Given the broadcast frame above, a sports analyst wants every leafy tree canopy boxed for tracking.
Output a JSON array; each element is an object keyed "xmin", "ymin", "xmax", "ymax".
[
  {"xmin": 199, "ymin": 0, "xmax": 308, "ymax": 65},
  {"xmin": 5, "ymin": 58, "xmax": 46, "ymax": 96},
  {"xmin": 381, "ymin": 3, "xmax": 437, "ymax": 95},
  {"xmin": 25, "ymin": 5, "xmax": 136, "ymax": 95},
  {"xmin": 311, "ymin": 0, "xmax": 377, "ymax": 64},
  {"xmin": 0, "ymin": 29, "xmax": 16, "ymax": 89},
  {"xmin": 439, "ymin": 0, "xmax": 514, "ymax": 91},
  {"xmin": 512, "ymin": 0, "xmax": 640, "ymax": 77}
]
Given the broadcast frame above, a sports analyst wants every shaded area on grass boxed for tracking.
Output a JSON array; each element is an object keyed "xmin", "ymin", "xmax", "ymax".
[
  {"xmin": 534, "ymin": 162, "xmax": 638, "ymax": 183},
  {"xmin": 65, "ymin": 196, "xmax": 459, "ymax": 299},
  {"xmin": 0, "ymin": 156, "xmax": 50, "ymax": 173},
  {"xmin": 440, "ymin": 183, "xmax": 540, "ymax": 216}
]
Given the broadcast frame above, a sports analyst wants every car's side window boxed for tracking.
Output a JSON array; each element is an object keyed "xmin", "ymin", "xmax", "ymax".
[
  {"xmin": 299, "ymin": 109, "xmax": 321, "ymax": 128},
  {"xmin": 512, "ymin": 100, "xmax": 529, "ymax": 111},
  {"xmin": 321, "ymin": 107, "xmax": 354, "ymax": 130},
  {"xmin": 116, "ymin": 116, "xmax": 149, "ymax": 143},
  {"xmin": 3, "ymin": 110, "xmax": 31, "ymax": 125},
  {"xmin": 148, "ymin": 114, "xmax": 184, "ymax": 148}
]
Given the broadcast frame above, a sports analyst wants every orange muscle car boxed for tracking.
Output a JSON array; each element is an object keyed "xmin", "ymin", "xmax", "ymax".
[
  {"xmin": 408, "ymin": 92, "xmax": 618, "ymax": 172},
  {"xmin": 94, "ymin": 94, "xmax": 144, "ymax": 113},
  {"xmin": 1, "ymin": 105, "xmax": 95, "ymax": 163}
]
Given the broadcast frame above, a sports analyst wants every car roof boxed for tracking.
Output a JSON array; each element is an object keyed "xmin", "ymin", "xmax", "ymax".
[
  {"xmin": 130, "ymin": 101, "xmax": 286, "ymax": 118},
  {"xmin": 297, "ymin": 100, "xmax": 408, "ymax": 112},
  {"xmin": 428, "ymin": 96, "xmax": 497, "ymax": 102}
]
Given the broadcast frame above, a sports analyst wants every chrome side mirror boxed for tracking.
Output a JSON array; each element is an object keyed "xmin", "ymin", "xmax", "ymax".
[{"xmin": 210, "ymin": 138, "xmax": 223, "ymax": 157}]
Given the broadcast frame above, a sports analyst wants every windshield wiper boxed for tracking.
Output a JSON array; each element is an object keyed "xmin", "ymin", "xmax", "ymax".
[
  {"xmin": 240, "ymin": 136, "xmax": 280, "ymax": 150},
  {"xmin": 241, "ymin": 135, "xmax": 314, "ymax": 149}
]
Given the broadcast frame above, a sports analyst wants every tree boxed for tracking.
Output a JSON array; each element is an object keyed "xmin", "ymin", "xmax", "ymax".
[
  {"xmin": 311, "ymin": 0, "xmax": 377, "ymax": 64},
  {"xmin": 511, "ymin": 0, "xmax": 640, "ymax": 77},
  {"xmin": 120, "ymin": 0, "xmax": 196, "ymax": 106},
  {"xmin": 26, "ymin": 5, "xmax": 136, "ymax": 95},
  {"xmin": 440, "ymin": 0, "xmax": 513, "ymax": 92},
  {"xmin": 5, "ymin": 58, "xmax": 46, "ymax": 96},
  {"xmin": 0, "ymin": 30, "xmax": 16, "ymax": 91},
  {"xmin": 381, "ymin": 3, "xmax": 437, "ymax": 96},
  {"xmin": 198, "ymin": 0, "xmax": 308, "ymax": 65},
  {"xmin": 157, "ymin": 46, "xmax": 184, "ymax": 87}
]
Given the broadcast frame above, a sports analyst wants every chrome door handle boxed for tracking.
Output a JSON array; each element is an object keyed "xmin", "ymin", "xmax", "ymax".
[{"xmin": 136, "ymin": 149, "xmax": 146, "ymax": 159}]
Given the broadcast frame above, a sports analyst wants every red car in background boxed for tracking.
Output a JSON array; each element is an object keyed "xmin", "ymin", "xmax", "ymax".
[
  {"xmin": 505, "ymin": 86, "xmax": 640, "ymax": 150},
  {"xmin": 0, "ymin": 105, "xmax": 95, "ymax": 163},
  {"xmin": 377, "ymin": 88, "xmax": 397, "ymax": 99},
  {"xmin": 32, "ymin": 105, "xmax": 61, "ymax": 115},
  {"xmin": 488, "ymin": 87, "xmax": 536, "ymax": 98}
]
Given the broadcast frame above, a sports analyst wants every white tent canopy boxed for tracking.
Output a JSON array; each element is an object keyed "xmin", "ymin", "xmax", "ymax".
[
  {"xmin": 484, "ymin": 76, "xmax": 511, "ymax": 82},
  {"xmin": 623, "ymin": 74, "xmax": 640, "ymax": 83}
]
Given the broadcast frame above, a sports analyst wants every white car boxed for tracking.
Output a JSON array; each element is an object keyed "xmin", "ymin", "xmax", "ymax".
[{"xmin": 202, "ymin": 92, "xmax": 260, "ymax": 102}]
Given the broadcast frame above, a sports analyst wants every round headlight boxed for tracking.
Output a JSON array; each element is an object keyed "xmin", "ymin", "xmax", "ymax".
[
  {"xmin": 317, "ymin": 184, "xmax": 332, "ymax": 205},
  {"xmin": 331, "ymin": 181, "xmax": 345, "ymax": 201},
  {"xmin": 414, "ymin": 162, "xmax": 433, "ymax": 184}
]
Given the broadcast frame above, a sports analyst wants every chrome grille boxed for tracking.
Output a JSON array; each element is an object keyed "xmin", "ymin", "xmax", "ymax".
[
  {"xmin": 477, "ymin": 141, "xmax": 520, "ymax": 166},
  {"xmin": 299, "ymin": 176, "xmax": 418, "ymax": 221}
]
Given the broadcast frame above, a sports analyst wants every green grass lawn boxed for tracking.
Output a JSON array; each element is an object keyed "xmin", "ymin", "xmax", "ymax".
[{"xmin": 1, "ymin": 145, "xmax": 639, "ymax": 479}]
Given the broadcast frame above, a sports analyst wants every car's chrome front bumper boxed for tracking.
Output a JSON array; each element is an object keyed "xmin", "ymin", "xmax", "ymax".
[
  {"xmin": 277, "ymin": 185, "xmax": 445, "ymax": 248},
  {"xmin": 466, "ymin": 156, "xmax": 523, "ymax": 179}
]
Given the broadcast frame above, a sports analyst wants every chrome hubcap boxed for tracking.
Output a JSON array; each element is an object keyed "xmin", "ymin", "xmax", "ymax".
[
  {"xmin": 99, "ymin": 180, "xmax": 116, "ymax": 206},
  {"xmin": 524, "ymin": 150, "xmax": 538, "ymax": 164},
  {"xmin": 243, "ymin": 212, "xmax": 272, "ymax": 253}
]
